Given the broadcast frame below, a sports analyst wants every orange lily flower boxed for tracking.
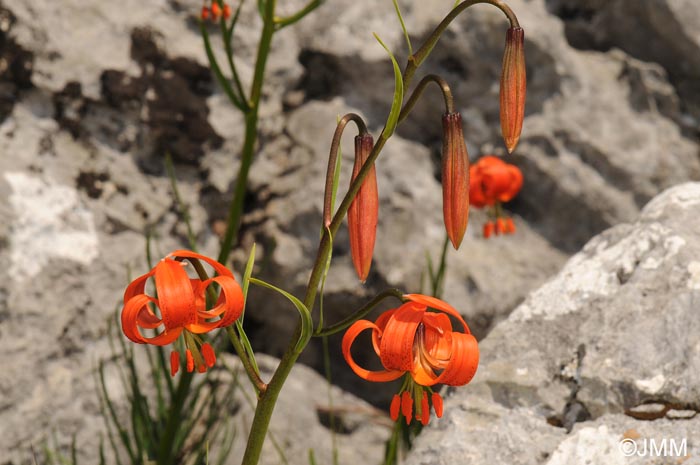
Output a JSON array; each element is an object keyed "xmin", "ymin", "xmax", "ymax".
[
  {"xmin": 342, "ymin": 294, "xmax": 479, "ymax": 425},
  {"xmin": 469, "ymin": 156, "xmax": 522, "ymax": 238},
  {"xmin": 121, "ymin": 250, "xmax": 244, "ymax": 376}
]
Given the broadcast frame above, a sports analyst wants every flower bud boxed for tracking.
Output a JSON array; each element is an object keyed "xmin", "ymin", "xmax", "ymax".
[
  {"xmin": 442, "ymin": 112, "xmax": 470, "ymax": 249},
  {"xmin": 201, "ymin": 6, "xmax": 210, "ymax": 20},
  {"xmin": 223, "ymin": 4, "xmax": 232, "ymax": 19},
  {"xmin": 348, "ymin": 134, "xmax": 378, "ymax": 282},
  {"xmin": 500, "ymin": 27, "xmax": 526, "ymax": 154}
]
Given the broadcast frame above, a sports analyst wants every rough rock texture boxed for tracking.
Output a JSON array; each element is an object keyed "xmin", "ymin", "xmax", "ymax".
[
  {"xmin": 0, "ymin": 0, "xmax": 699, "ymax": 463},
  {"xmin": 406, "ymin": 182, "xmax": 700, "ymax": 465}
]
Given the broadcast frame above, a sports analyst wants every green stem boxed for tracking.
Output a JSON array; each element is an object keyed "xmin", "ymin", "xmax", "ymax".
[
  {"xmin": 157, "ymin": 372, "xmax": 194, "ymax": 465},
  {"xmin": 274, "ymin": 0, "xmax": 324, "ymax": 28},
  {"xmin": 239, "ymin": 3, "xmax": 521, "ymax": 463},
  {"xmin": 314, "ymin": 288, "xmax": 404, "ymax": 337},
  {"xmin": 186, "ymin": 257, "xmax": 265, "ymax": 394},
  {"xmin": 226, "ymin": 326, "xmax": 267, "ymax": 394},
  {"xmin": 322, "ymin": 113, "xmax": 369, "ymax": 227},
  {"xmin": 239, "ymin": 133, "xmax": 389, "ymax": 465},
  {"xmin": 220, "ymin": 6, "xmax": 249, "ymax": 110},
  {"xmin": 397, "ymin": 74, "xmax": 454, "ymax": 125},
  {"xmin": 218, "ymin": 0, "xmax": 278, "ymax": 265},
  {"xmin": 402, "ymin": 0, "xmax": 519, "ymax": 89}
]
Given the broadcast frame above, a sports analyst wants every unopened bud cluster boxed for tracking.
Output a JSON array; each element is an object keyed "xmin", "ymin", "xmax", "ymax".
[{"xmin": 201, "ymin": 1, "xmax": 232, "ymax": 22}]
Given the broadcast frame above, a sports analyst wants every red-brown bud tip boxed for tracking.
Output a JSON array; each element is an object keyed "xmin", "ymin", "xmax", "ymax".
[
  {"xmin": 223, "ymin": 4, "xmax": 232, "ymax": 19},
  {"xmin": 200, "ymin": 6, "xmax": 210, "ymax": 20},
  {"xmin": 441, "ymin": 112, "xmax": 470, "ymax": 249},
  {"xmin": 500, "ymin": 27, "xmax": 526, "ymax": 154},
  {"xmin": 348, "ymin": 134, "xmax": 377, "ymax": 282}
]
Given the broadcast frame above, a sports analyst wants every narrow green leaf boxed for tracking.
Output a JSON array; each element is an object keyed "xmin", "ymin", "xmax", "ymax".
[
  {"xmin": 392, "ymin": 0, "xmax": 413, "ymax": 56},
  {"xmin": 274, "ymin": 0, "xmax": 324, "ymax": 29},
  {"xmin": 249, "ymin": 278, "xmax": 312, "ymax": 352},
  {"xmin": 165, "ymin": 153, "xmax": 197, "ymax": 251},
  {"xmin": 373, "ymin": 33, "xmax": 404, "ymax": 138},
  {"xmin": 200, "ymin": 21, "xmax": 245, "ymax": 110},
  {"xmin": 241, "ymin": 243, "xmax": 257, "ymax": 320},
  {"xmin": 315, "ymin": 228, "xmax": 333, "ymax": 334},
  {"xmin": 329, "ymin": 117, "xmax": 343, "ymax": 218},
  {"xmin": 236, "ymin": 243, "xmax": 260, "ymax": 374}
]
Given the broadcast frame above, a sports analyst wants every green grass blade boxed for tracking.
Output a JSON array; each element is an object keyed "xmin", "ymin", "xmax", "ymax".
[
  {"xmin": 392, "ymin": 0, "xmax": 413, "ymax": 55},
  {"xmin": 373, "ymin": 33, "xmax": 404, "ymax": 138}
]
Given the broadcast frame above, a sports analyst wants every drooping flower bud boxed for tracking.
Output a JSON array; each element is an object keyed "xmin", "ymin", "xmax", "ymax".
[
  {"xmin": 441, "ymin": 112, "xmax": 470, "ymax": 249},
  {"xmin": 201, "ymin": 6, "xmax": 210, "ymax": 20},
  {"xmin": 500, "ymin": 27, "xmax": 526, "ymax": 154},
  {"xmin": 223, "ymin": 4, "xmax": 232, "ymax": 19},
  {"xmin": 348, "ymin": 134, "xmax": 378, "ymax": 282}
]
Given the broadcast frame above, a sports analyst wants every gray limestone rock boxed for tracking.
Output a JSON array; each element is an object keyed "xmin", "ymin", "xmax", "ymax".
[{"xmin": 406, "ymin": 182, "xmax": 700, "ymax": 465}]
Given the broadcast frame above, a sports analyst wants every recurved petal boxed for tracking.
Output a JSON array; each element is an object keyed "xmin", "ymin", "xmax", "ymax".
[
  {"xmin": 123, "ymin": 268, "xmax": 156, "ymax": 303},
  {"xmin": 482, "ymin": 165, "xmax": 516, "ymax": 200},
  {"xmin": 342, "ymin": 320, "xmax": 404, "ymax": 382},
  {"xmin": 371, "ymin": 308, "xmax": 397, "ymax": 356},
  {"xmin": 121, "ymin": 294, "xmax": 156, "ymax": 343},
  {"xmin": 420, "ymin": 312, "xmax": 453, "ymax": 362},
  {"xmin": 122, "ymin": 294, "xmax": 183, "ymax": 346},
  {"xmin": 498, "ymin": 164, "xmax": 523, "ymax": 202},
  {"xmin": 432, "ymin": 332, "xmax": 479, "ymax": 386},
  {"xmin": 379, "ymin": 303, "xmax": 426, "ymax": 371},
  {"xmin": 469, "ymin": 171, "xmax": 489, "ymax": 208},
  {"xmin": 154, "ymin": 258, "xmax": 197, "ymax": 330},
  {"xmin": 195, "ymin": 275, "xmax": 244, "ymax": 328},
  {"xmin": 404, "ymin": 294, "xmax": 471, "ymax": 333},
  {"xmin": 169, "ymin": 250, "xmax": 235, "ymax": 278}
]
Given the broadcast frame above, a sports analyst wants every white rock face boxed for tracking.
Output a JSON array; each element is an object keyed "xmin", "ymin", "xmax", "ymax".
[{"xmin": 5, "ymin": 171, "xmax": 99, "ymax": 282}]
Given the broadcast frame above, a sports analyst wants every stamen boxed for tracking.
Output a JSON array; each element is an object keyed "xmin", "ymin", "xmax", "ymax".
[
  {"xmin": 170, "ymin": 350, "xmax": 180, "ymax": 377},
  {"xmin": 390, "ymin": 394, "xmax": 401, "ymax": 421},
  {"xmin": 401, "ymin": 391, "xmax": 413, "ymax": 424},
  {"xmin": 432, "ymin": 392, "xmax": 443, "ymax": 418},
  {"xmin": 186, "ymin": 349, "xmax": 194, "ymax": 372},
  {"xmin": 201, "ymin": 342, "xmax": 216, "ymax": 368},
  {"xmin": 420, "ymin": 391, "xmax": 430, "ymax": 425}
]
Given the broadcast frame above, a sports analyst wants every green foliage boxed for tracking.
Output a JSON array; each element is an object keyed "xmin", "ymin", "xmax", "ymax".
[
  {"xmin": 96, "ymin": 313, "xmax": 239, "ymax": 465},
  {"xmin": 373, "ymin": 33, "xmax": 404, "ymax": 139}
]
